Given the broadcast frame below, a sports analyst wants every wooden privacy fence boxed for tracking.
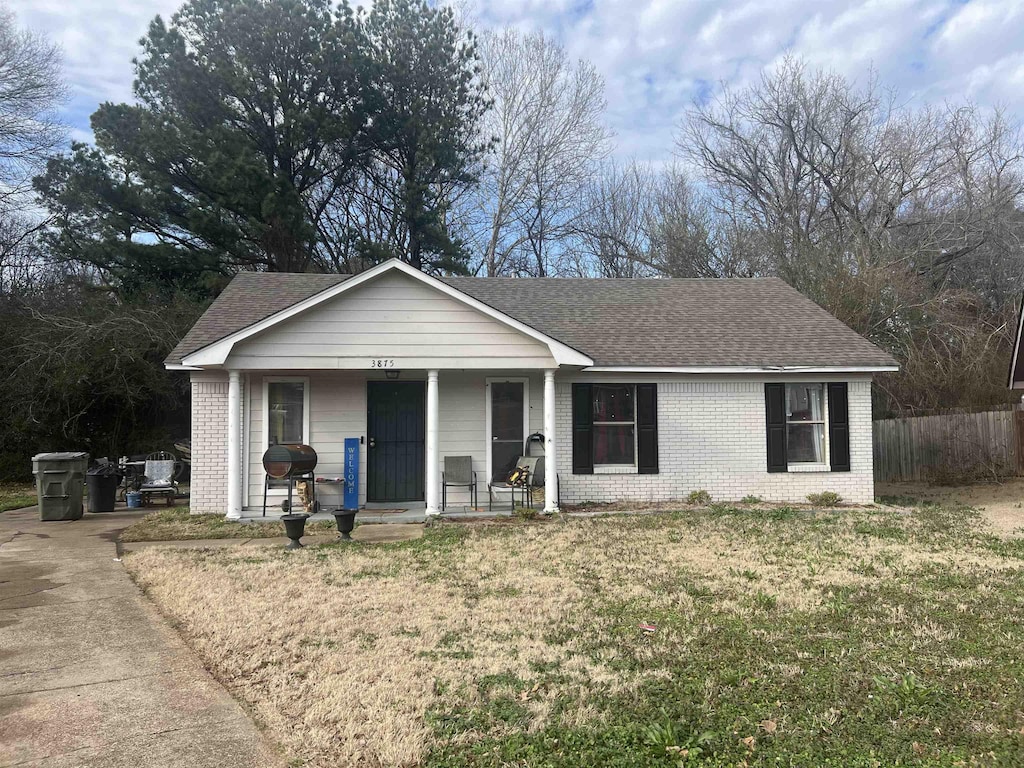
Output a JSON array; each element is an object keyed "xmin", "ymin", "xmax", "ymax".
[{"xmin": 873, "ymin": 406, "xmax": 1024, "ymax": 483}]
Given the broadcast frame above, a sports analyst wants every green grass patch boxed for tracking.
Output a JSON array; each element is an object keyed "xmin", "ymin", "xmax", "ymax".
[
  {"xmin": 0, "ymin": 482, "xmax": 36, "ymax": 512},
  {"xmin": 418, "ymin": 507, "xmax": 1024, "ymax": 767}
]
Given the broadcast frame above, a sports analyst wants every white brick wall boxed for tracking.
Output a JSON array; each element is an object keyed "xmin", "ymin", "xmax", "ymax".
[
  {"xmin": 556, "ymin": 375, "xmax": 875, "ymax": 505},
  {"xmin": 189, "ymin": 371, "xmax": 230, "ymax": 514}
]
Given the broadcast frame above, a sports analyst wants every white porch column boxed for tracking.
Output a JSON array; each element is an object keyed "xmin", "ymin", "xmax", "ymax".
[
  {"xmin": 543, "ymin": 369, "xmax": 559, "ymax": 513},
  {"xmin": 226, "ymin": 369, "xmax": 242, "ymax": 519},
  {"xmin": 425, "ymin": 369, "xmax": 440, "ymax": 516}
]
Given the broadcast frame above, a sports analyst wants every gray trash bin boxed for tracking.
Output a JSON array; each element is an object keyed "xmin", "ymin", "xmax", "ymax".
[{"xmin": 32, "ymin": 452, "xmax": 89, "ymax": 521}]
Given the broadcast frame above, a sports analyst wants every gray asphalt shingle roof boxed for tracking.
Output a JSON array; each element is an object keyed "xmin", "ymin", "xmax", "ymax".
[{"xmin": 166, "ymin": 270, "xmax": 897, "ymax": 368}]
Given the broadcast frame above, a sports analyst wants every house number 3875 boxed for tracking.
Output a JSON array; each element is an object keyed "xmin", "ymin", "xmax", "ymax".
[{"xmin": 370, "ymin": 359, "xmax": 395, "ymax": 368}]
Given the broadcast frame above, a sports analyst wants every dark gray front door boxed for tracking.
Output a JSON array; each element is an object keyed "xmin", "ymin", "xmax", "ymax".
[{"xmin": 367, "ymin": 381, "xmax": 425, "ymax": 503}]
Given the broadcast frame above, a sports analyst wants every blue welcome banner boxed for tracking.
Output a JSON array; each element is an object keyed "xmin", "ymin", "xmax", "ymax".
[{"xmin": 343, "ymin": 437, "xmax": 360, "ymax": 511}]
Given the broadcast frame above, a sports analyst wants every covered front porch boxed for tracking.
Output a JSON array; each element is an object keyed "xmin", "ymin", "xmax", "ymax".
[
  {"xmin": 225, "ymin": 368, "xmax": 561, "ymax": 519},
  {"xmin": 176, "ymin": 259, "xmax": 595, "ymax": 519}
]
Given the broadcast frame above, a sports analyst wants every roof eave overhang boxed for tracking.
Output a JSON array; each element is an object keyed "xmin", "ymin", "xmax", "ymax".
[
  {"xmin": 178, "ymin": 259, "xmax": 594, "ymax": 369},
  {"xmin": 583, "ymin": 365, "xmax": 900, "ymax": 374}
]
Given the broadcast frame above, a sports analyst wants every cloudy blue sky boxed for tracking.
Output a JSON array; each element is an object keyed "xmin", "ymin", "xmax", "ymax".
[{"xmin": 9, "ymin": 0, "xmax": 1024, "ymax": 159}]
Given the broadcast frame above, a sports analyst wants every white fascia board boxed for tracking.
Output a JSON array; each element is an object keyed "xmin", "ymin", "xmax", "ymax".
[
  {"xmin": 181, "ymin": 259, "xmax": 593, "ymax": 368},
  {"xmin": 583, "ymin": 365, "xmax": 900, "ymax": 374},
  {"xmin": 165, "ymin": 363, "xmax": 201, "ymax": 371},
  {"xmin": 1008, "ymin": 295, "xmax": 1024, "ymax": 388}
]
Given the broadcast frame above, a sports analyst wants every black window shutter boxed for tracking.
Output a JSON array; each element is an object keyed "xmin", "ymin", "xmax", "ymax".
[
  {"xmin": 636, "ymin": 384, "xmax": 658, "ymax": 474},
  {"xmin": 572, "ymin": 383, "xmax": 593, "ymax": 474},
  {"xmin": 765, "ymin": 383, "xmax": 788, "ymax": 473},
  {"xmin": 827, "ymin": 382, "xmax": 851, "ymax": 472}
]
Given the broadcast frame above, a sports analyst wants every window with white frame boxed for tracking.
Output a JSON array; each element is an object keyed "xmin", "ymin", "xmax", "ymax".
[
  {"xmin": 593, "ymin": 384, "xmax": 636, "ymax": 466},
  {"xmin": 267, "ymin": 380, "xmax": 306, "ymax": 446},
  {"xmin": 786, "ymin": 383, "xmax": 826, "ymax": 464},
  {"xmin": 264, "ymin": 378, "xmax": 309, "ymax": 490}
]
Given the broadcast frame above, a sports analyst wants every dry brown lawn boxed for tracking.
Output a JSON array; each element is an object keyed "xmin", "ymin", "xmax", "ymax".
[
  {"xmin": 125, "ymin": 504, "xmax": 1024, "ymax": 768},
  {"xmin": 120, "ymin": 507, "xmax": 338, "ymax": 541},
  {"xmin": 877, "ymin": 477, "xmax": 1024, "ymax": 536}
]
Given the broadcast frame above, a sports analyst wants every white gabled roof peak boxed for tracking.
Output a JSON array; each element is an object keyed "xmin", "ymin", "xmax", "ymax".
[{"xmin": 179, "ymin": 259, "xmax": 594, "ymax": 368}]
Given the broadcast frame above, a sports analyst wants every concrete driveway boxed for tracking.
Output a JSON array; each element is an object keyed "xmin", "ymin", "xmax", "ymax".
[{"xmin": 0, "ymin": 506, "xmax": 282, "ymax": 767}]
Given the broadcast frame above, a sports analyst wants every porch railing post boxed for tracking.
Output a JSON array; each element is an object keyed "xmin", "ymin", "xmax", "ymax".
[
  {"xmin": 425, "ymin": 369, "xmax": 440, "ymax": 516},
  {"xmin": 226, "ymin": 369, "xmax": 242, "ymax": 519},
  {"xmin": 543, "ymin": 369, "xmax": 559, "ymax": 513}
]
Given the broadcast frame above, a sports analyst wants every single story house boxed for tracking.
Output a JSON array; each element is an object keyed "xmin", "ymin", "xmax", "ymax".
[{"xmin": 166, "ymin": 259, "xmax": 898, "ymax": 517}]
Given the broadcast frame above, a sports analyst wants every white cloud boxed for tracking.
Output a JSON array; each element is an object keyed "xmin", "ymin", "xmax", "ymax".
[
  {"xmin": 8, "ymin": 0, "xmax": 1024, "ymax": 159},
  {"xmin": 926, "ymin": 0, "xmax": 1024, "ymax": 106},
  {"xmin": 11, "ymin": 0, "xmax": 180, "ymax": 103}
]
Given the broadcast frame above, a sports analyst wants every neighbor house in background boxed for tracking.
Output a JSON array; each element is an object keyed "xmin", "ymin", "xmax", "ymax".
[
  {"xmin": 166, "ymin": 259, "xmax": 898, "ymax": 517},
  {"xmin": 1007, "ymin": 297, "xmax": 1024, "ymax": 391}
]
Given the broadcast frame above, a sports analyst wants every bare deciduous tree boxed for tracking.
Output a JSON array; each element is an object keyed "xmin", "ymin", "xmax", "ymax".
[
  {"xmin": 573, "ymin": 160, "xmax": 768, "ymax": 279},
  {"xmin": 675, "ymin": 57, "xmax": 1024, "ymax": 414},
  {"xmin": 572, "ymin": 160, "xmax": 659, "ymax": 277},
  {"xmin": 679, "ymin": 58, "xmax": 1024, "ymax": 295},
  {"xmin": 465, "ymin": 29, "xmax": 611, "ymax": 276},
  {"xmin": 0, "ymin": 5, "xmax": 64, "ymax": 274}
]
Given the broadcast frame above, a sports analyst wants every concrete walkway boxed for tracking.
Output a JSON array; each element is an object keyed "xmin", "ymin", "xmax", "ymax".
[{"xmin": 0, "ymin": 506, "xmax": 282, "ymax": 768}]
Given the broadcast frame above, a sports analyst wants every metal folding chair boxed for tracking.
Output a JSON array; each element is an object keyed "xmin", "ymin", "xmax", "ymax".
[{"xmin": 442, "ymin": 456, "xmax": 478, "ymax": 510}]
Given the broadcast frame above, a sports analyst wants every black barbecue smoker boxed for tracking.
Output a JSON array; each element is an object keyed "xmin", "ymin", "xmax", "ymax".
[{"xmin": 261, "ymin": 444, "xmax": 319, "ymax": 517}]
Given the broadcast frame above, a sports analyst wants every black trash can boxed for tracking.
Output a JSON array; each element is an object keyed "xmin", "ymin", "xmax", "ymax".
[{"xmin": 86, "ymin": 464, "xmax": 120, "ymax": 513}]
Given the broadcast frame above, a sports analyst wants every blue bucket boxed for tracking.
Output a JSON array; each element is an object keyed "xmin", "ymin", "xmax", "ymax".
[{"xmin": 126, "ymin": 491, "xmax": 142, "ymax": 508}]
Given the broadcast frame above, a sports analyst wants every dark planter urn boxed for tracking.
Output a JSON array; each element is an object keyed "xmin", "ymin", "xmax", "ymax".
[
  {"xmin": 333, "ymin": 510, "xmax": 357, "ymax": 540},
  {"xmin": 281, "ymin": 513, "xmax": 309, "ymax": 549}
]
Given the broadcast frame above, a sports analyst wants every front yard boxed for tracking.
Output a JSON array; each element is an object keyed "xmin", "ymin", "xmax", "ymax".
[{"xmin": 125, "ymin": 503, "xmax": 1024, "ymax": 767}]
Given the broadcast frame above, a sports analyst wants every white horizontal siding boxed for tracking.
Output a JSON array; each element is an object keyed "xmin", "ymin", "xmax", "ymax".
[
  {"xmin": 436, "ymin": 372, "xmax": 544, "ymax": 506},
  {"xmin": 227, "ymin": 355, "xmax": 558, "ymax": 370},
  {"xmin": 227, "ymin": 271, "xmax": 557, "ymax": 370},
  {"xmin": 247, "ymin": 372, "xmax": 367, "ymax": 513}
]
